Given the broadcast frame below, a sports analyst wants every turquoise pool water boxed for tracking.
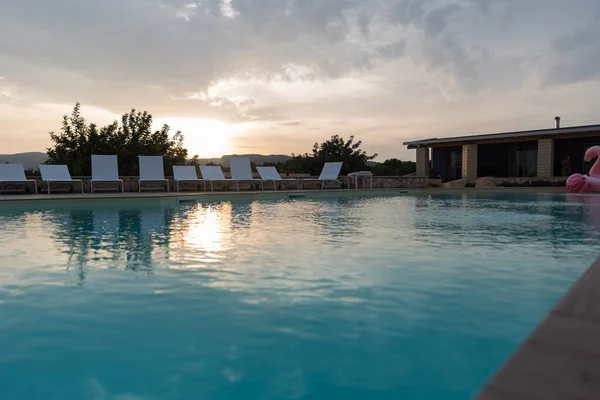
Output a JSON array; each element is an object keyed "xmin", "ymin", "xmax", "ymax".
[{"xmin": 1, "ymin": 192, "xmax": 599, "ymax": 399}]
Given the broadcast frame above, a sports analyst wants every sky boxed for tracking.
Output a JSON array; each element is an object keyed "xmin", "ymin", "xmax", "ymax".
[{"xmin": 2, "ymin": 0, "xmax": 600, "ymax": 160}]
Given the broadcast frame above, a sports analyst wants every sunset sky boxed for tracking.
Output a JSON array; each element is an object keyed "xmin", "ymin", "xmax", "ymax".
[{"xmin": 2, "ymin": 0, "xmax": 600, "ymax": 160}]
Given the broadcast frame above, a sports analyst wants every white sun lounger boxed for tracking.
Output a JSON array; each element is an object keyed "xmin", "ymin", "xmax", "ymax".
[
  {"xmin": 199, "ymin": 165, "xmax": 232, "ymax": 192},
  {"xmin": 138, "ymin": 156, "xmax": 169, "ymax": 192},
  {"xmin": 256, "ymin": 166, "xmax": 299, "ymax": 190},
  {"xmin": 0, "ymin": 164, "xmax": 37, "ymax": 194},
  {"xmin": 230, "ymin": 157, "xmax": 262, "ymax": 191},
  {"xmin": 173, "ymin": 165, "xmax": 205, "ymax": 192},
  {"xmin": 301, "ymin": 161, "xmax": 343, "ymax": 189},
  {"xmin": 39, "ymin": 164, "xmax": 83, "ymax": 194},
  {"xmin": 91, "ymin": 154, "xmax": 123, "ymax": 193}
]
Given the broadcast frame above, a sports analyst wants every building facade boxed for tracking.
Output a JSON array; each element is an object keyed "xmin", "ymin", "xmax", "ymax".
[{"xmin": 404, "ymin": 120, "xmax": 600, "ymax": 183}]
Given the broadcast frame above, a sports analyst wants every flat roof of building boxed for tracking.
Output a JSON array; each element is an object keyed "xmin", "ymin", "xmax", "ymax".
[{"xmin": 404, "ymin": 124, "xmax": 600, "ymax": 148}]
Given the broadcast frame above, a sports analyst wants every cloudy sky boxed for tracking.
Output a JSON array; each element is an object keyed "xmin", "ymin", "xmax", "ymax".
[{"xmin": 2, "ymin": 0, "xmax": 600, "ymax": 160}]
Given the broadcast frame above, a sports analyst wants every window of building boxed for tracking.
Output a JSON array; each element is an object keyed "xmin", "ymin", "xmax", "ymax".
[
  {"xmin": 509, "ymin": 145, "xmax": 537, "ymax": 177},
  {"xmin": 449, "ymin": 150, "xmax": 462, "ymax": 180}
]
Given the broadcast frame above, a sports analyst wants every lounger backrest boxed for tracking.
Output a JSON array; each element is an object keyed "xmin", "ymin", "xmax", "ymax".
[
  {"xmin": 91, "ymin": 155, "xmax": 119, "ymax": 180},
  {"xmin": 173, "ymin": 165, "xmax": 199, "ymax": 181},
  {"xmin": 199, "ymin": 165, "xmax": 226, "ymax": 180},
  {"xmin": 39, "ymin": 164, "xmax": 72, "ymax": 181},
  {"xmin": 0, "ymin": 164, "xmax": 27, "ymax": 181},
  {"xmin": 319, "ymin": 161, "xmax": 343, "ymax": 180},
  {"xmin": 139, "ymin": 156, "xmax": 165, "ymax": 180},
  {"xmin": 256, "ymin": 166, "xmax": 282, "ymax": 181},
  {"xmin": 229, "ymin": 157, "xmax": 254, "ymax": 180}
]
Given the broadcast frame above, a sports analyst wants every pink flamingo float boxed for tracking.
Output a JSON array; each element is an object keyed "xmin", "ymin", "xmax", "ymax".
[{"xmin": 566, "ymin": 145, "xmax": 600, "ymax": 193}]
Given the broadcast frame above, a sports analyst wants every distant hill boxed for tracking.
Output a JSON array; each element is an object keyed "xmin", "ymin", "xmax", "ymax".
[
  {"xmin": 0, "ymin": 152, "xmax": 48, "ymax": 170},
  {"xmin": 196, "ymin": 154, "xmax": 292, "ymax": 165}
]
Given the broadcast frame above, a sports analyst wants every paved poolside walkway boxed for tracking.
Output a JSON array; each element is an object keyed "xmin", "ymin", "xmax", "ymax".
[{"xmin": 477, "ymin": 256, "xmax": 600, "ymax": 399}]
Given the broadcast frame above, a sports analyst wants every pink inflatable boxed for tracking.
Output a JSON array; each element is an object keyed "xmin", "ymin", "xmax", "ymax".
[{"xmin": 566, "ymin": 146, "xmax": 600, "ymax": 193}]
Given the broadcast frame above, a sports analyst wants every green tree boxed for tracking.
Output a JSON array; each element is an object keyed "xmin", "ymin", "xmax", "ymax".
[
  {"xmin": 370, "ymin": 158, "xmax": 416, "ymax": 176},
  {"xmin": 47, "ymin": 103, "xmax": 189, "ymax": 176},
  {"xmin": 259, "ymin": 136, "xmax": 377, "ymax": 175},
  {"xmin": 311, "ymin": 135, "xmax": 377, "ymax": 175}
]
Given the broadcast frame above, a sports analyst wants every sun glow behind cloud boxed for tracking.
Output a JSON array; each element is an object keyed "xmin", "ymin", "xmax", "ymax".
[
  {"xmin": 3, "ymin": 1, "xmax": 600, "ymax": 160},
  {"xmin": 155, "ymin": 117, "xmax": 252, "ymax": 158}
]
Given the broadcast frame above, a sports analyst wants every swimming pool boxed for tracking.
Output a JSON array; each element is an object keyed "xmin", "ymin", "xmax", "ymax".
[{"xmin": 0, "ymin": 191, "xmax": 598, "ymax": 399}]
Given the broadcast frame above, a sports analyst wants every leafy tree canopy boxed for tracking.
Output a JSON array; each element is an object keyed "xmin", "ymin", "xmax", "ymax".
[
  {"xmin": 369, "ymin": 158, "xmax": 416, "ymax": 176},
  {"xmin": 312, "ymin": 134, "xmax": 377, "ymax": 174},
  {"xmin": 261, "ymin": 135, "xmax": 415, "ymax": 176},
  {"xmin": 46, "ymin": 103, "xmax": 188, "ymax": 176}
]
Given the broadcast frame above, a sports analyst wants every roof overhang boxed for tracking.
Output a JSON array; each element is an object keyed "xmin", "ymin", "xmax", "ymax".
[{"xmin": 404, "ymin": 124, "xmax": 600, "ymax": 149}]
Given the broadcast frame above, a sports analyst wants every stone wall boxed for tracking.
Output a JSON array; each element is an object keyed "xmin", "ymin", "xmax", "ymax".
[
  {"xmin": 416, "ymin": 148, "xmax": 430, "ymax": 177},
  {"xmin": 475, "ymin": 176, "xmax": 567, "ymax": 188},
  {"xmin": 537, "ymin": 138, "xmax": 554, "ymax": 178},
  {"xmin": 462, "ymin": 144, "xmax": 478, "ymax": 183},
  {"xmin": 2, "ymin": 174, "xmax": 568, "ymax": 193},
  {"xmin": 342, "ymin": 176, "xmax": 430, "ymax": 189},
  {"xmin": 5, "ymin": 175, "xmax": 431, "ymax": 193}
]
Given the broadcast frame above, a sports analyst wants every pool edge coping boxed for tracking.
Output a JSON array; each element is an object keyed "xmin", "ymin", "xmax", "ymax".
[
  {"xmin": 476, "ymin": 254, "xmax": 600, "ymax": 399},
  {"xmin": 0, "ymin": 186, "xmax": 569, "ymax": 205}
]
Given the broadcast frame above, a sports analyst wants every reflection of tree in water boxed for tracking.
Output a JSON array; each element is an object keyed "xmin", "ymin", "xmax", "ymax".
[{"xmin": 45, "ymin": 206, "xmax": 175, "ymax": 283}]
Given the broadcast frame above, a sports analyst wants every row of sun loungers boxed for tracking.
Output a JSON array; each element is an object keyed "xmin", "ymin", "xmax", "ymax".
[{"xmin": 0, "ymin": 155, "xmax": 344, "ymax": 194}]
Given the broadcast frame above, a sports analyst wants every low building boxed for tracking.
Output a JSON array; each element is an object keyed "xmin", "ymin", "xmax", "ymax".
[{"xmin": 403, "ymin": 118, "xmax": 600, "ymax": 183}]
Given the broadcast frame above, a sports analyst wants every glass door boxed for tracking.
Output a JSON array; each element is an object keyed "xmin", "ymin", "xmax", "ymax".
[
  {"xmin": 449, "ymin": 150, "xmax": 462, "ymax": 180},
  {"xmin": 509, "ymin": 146, "xmax": 537, "ymax": 177}
]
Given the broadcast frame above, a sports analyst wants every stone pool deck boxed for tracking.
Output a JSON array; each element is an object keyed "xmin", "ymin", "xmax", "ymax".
[{"xmin": 477, "ymin": 255, "xmax": 600, "ymax": 399}]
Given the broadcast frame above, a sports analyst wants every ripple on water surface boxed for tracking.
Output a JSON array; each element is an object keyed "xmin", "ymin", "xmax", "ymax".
[{"xmin": 0, "ymin": 192, "xmax": 598, "ymax": 399}]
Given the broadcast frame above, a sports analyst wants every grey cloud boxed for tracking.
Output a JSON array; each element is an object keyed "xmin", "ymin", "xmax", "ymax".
[
  {"xmin": 0, "ymin": 0, "xmax": 396, "ymax": 118},
  {"xmin": 356, "ymin": 9, "xmax": 373, "ymax": 36},
  {"xmin": 386, "ymin": 1, "xmax": 479, "ymax": 83},
  {"xmin": 389, "ymin": 0, "xmax": 425, "ymax": 26},
  {"xmin": 243, "ymin": 106, "xmax": 288, "ymax": 122},
  {"xmin": 377, "ymin": 40, "xmax": 407, "ymax": 60},
  {"xmin": 277, "ymin": 121, "xmax": 304, "ymax": 127},
  {"xmin": 546, "ymin": 19, "xmax": 600, "ymax": 86},
  {"xmin": 1, "ymin": 0, "xmax": 600, "ymax": 129},
  {"xmin": 422, "ymin": 3, "xmax": 461, "ymax": 37}
]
